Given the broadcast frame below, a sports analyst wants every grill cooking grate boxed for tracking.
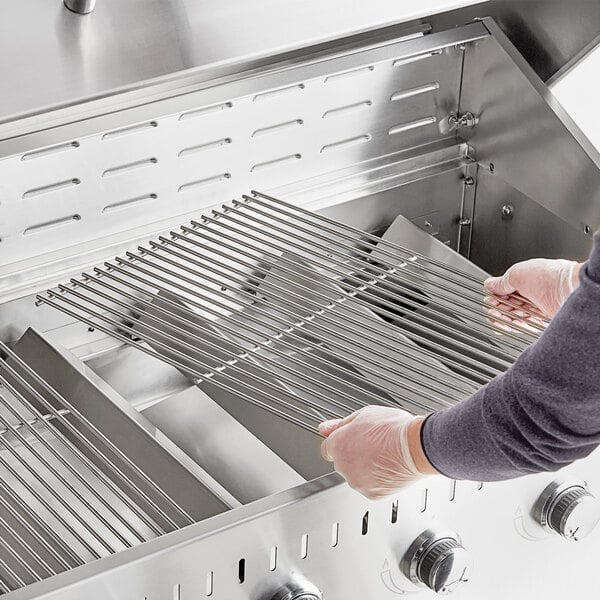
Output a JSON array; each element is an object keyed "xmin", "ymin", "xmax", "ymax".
[
  {"xmin": 38, "ymin": 192, "xmax": 546, "ymax": 433},
  {"xmin": 0, "ymin": 338, "xmax": 226, "ymax": 593}
]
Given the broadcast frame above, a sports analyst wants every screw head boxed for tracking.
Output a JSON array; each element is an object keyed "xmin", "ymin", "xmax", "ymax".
[
  {"xmin": 459, "ymin": 217, "xmax": 472, "ymax": 226},
  {"xmin": 501, "ymin": 204, "xmax": 514, "ymax": 219},
  {"xmin": 464, "ymin": 176, "xmax": 475, "ymax": 186}
]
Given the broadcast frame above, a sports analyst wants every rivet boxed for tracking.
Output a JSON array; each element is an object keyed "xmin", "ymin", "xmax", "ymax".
[
  {"xmin": 464, "ymin": 176, "xmax": 475, "ymax": 186},
  {"xmin": 489, "ymin": 163, "xmax": 495, "ymax": 173}
]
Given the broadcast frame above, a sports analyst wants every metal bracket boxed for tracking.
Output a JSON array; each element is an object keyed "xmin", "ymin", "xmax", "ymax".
[{"xmin": 448, "ymin": 112, "xmax": 478, "ymax": 131}]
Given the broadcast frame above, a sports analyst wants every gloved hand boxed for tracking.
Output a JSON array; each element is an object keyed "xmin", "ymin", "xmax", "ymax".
[
  {"xmin": 484, "ymin": 258, "xmax": 581, "ymax": 327},
  {"xmin": 319, "ymin": 406, "xmax": 435, "ymax": 500}
]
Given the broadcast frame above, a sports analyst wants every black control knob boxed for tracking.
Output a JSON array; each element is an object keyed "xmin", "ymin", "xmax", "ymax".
[
  {"xmin": 534, "ymin": 479, "xmax": 600, "ymax": 541},
  {"xmin": 401, "ymin": 530, "xmax": 472, "ymax": 594}
]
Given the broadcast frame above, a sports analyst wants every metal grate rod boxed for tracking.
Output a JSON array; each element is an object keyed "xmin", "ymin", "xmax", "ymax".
[
  {"xmin": 39, "ymin": 293, "xmax": 329, "ymax": 434},
  {"xmin": 146, "ymin": 231, "xmax": 511, "ymax": 374},
  {"xmin": 0, "ymin": 409, "xmax": 70, "ymax": 436},
  {"xmin": 0, "ymin": 342, "xmax": 191, "ymax": 532},
  {"xmin": 0, "ymin": 555, "xmax": 26, "ymax": 591},
  {"xmin": 0, "ymin": 377, "xmax": 146, "ymax": 548},
  {"xmin": 224, "ymin": 201, "xmax": 545, "ymax": 339},
  {"xmin": 87, "ymin": 264, "xmax": 473, "ymax": 403},
  {"xmin": 0, "ymin": 495, "xmax": 60, "ymax": 577},
  {"xmin": 53, "ymin": 282, "xmax": 354, "ymax": 420},
  {"xmin": 0, "ymin": 433, "xmax": 104, "ymax": 559},
  {"xmin": 77, "ymin": 274, "xmax": 451, "ymax": 410},
  {"xmin": 105, "ymin": 253, "xmax": 492, "ymax": 386},
  {"xmin": 249, "ymin": 192, "xmax": 548, "ymax": 322},
  {"xmin": 185, "ymin": 211, "xmax": 531, "ymax": 355},
  {"xmin": 0, "ymin": 476, "xmax": 83, "ymax": 568}
]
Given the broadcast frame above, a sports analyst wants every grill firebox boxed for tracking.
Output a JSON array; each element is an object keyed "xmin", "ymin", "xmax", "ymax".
[{"xmin": 1, "ymin": 8, "xmax": 600, "ymax": 600}]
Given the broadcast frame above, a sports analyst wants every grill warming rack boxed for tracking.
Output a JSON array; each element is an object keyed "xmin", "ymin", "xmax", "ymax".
[
  {"xmin": 38, "ymin": 191, "xmax": 546, "ymax": 434},
  {"xmin": 0, "ymin": 332, "xmax": 231, "ymax": 594}
]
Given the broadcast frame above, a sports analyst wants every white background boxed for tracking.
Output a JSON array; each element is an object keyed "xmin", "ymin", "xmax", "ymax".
[{"xmin": 552, "ymin": 45, "xmax": 600, "ymax": 152}]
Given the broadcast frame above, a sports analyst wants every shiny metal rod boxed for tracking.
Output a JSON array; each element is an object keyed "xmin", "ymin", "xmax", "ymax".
[
  {"xmin": 247, "ymin": 192, "xmax": 549, "ymax": 322},
  {"xmin": 38, "ymin": 293, "xmax": 327, "ymax": 435},
  {"xmin": 87, "ymin": 266, "xmax": 471, "ymax": 404},
  {"xmin": 0, "ymin": 435, "xmax": 103, "ymax": 560},
  {"xmin": 105, "ymin": 255, "xmax": 490, "ymax": 386},
  {"xmin": 226, "ymin": 201, "xmax": 544, "ymax": 337},
  {"xmin": 147, "ymin": 232, "xmax": 510, "ymax": 372},
  {"xmin": 0, "ymin": 476, "xmax": 82, "ymax": 567},
  {"xmin": 0, "ymin": 343, "xmax": 183, "ymax": 532},
  {"xmin": 186, "ymin": 212, "xmax": 531, "ymax": 354},
  {"xmin": 54, "ymin": 282, "xmax": 347, "ymax": 421},
  {"xmin": 72, "ymin": 275, "xmax": 454, "ymax": 412},
  {"xmin": 0, "ymin": 378, "xmax": 145, "ymax": 547}
]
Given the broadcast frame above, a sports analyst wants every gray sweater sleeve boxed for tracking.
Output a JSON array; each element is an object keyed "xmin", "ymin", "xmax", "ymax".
[{"xmin": 421, "ymin": 235, "xmax": 600, "ymax": 481}]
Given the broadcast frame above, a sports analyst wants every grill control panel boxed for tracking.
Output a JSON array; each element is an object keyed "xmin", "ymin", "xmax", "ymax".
[{"xmin": 533, "ymin": 479, "xmax": 600, "ymax": 541}]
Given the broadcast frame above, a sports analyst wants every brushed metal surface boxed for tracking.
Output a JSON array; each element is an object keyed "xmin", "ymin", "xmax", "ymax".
[
  {"xmin": 0, "ymin": 26, "xmax": 477, "ymax": 299},
  {"xmin": 6, "ymin": 455, "xmax": 600, "ymax": 600},
  {"xmin": 460, "ymin": 20, "xmax": 600, "ymax": 253},
  {"xmin": 0, "ymin": 0, "xmax": 597, "ymax": 124}
]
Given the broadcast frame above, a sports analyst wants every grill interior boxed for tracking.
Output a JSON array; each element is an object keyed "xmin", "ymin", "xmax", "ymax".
[{"xmin": 1, "ymin": 14, "xmax": 599, "ymax": 600}]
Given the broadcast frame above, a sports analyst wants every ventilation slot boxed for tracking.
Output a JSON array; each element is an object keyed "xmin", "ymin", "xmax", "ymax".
[
  {"xmin": 320, "ymin": 135, "xmax": 370, "ymax": 154},
  {"xmin": 323, "ymin": 101, "xmax": 372, "ymax": 119},
  {"xmin": 24, "ymin": 214, "xmax": 81, "ymax": 236},
  {"xmin": 391, "ymin": 500, "xmax": 399, "ymax": 524},
  {"xmin": 21, "ymin": 141, "xmax": 80, "ymax": 161},
  {"xmin": 178, "ymin": 173, "xmax": 231, "ymax": 192},
  {"xmin": 252, "ymin": 119, "xmax": 303, "ymax": 137},
  {"xmin": 251, "ymin": 154, "xmax": 301, "ymax": 173},
  {"xmin": 253, "ymin": 84, "xmax": 305, "ymax": 101},
  {"xmin": 179, "ymin": 138, "xmax": 232, "ymax": 157},
  {"xmin": 391, "ymin": 82, "xmax": 440, "ymax": 102},
  {"xmin": 173, "ymin": 584, "xmax": 181, "ymax": 600},
  {"xmin": 102, "ymin": 193, "xmax": 158, "ymax": 214},
  {"xmin": 388, "ymin": 117, "xmax": 436, "ymax": 136},
  {"xmin": 300, "ymin": 534, "xmax": 309, "ymax": 559},
  {"xmin": 331, "ymin": 522, "xmax": 339, "ymax": 547},
  {"xmin": 362, "ymin": 512, "xmax": 369, "ymax": 535},
  {"xmin": 101, "ymin": 121, "xmax": 158, "ymax": 140},
  {"xmin": 102, "ymin": 158, "xmax": 157, "ymax": 178},
  {"xmin": 238, "ymin": 558, "xmax": 245, "ymax": 583},
  {"xmin": 205, "ymin": 571, "xmax": 214, "ymax": 596},
  {"xmin": 421, "ymin": 488, "xmax": 428, "ymax": 513},
  {"xmin": 22, "ymin": 178, "xmax": 80, "ymax": 199},
  {"xmin": 449, "ymin": 480, "xmax": 457, "ymax": 501},
  {"xmin": 393, "ymin": 49, "xmax": 443, "ymax": 67},
  {"xmin": 179, "ymin": 102, "xmax": 233, "ymax": 121},
  {"xmin": 269, "ymin": 546, "xmax": 277, "ymax": 571},
  {"xmin": 325, "ymin": 65, "xmax": 374, "ymax": 83}
]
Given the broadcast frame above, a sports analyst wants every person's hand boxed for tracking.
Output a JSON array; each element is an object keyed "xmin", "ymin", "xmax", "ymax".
[
  {"xmin": 319, "ymin": 406, "xmax": 437, "ymax": 500},
  {"xmin": 484, "ymin": 259, "xmax": 581, "ymax": 327}
]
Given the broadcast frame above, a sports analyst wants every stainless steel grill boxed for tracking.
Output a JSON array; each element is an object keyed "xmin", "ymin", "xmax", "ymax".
[{"xmin": 2, "ymin": 4, "xmax": 600, "ymax": 599}]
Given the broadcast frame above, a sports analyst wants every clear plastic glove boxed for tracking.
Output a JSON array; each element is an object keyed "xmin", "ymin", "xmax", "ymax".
[
  {"xmin": 484, "ymin": 259, "xmax": 581, "ymax": 328},
  {"xmin": 319, "ymin": 406, "xmax": 433, "ymax": 500}
]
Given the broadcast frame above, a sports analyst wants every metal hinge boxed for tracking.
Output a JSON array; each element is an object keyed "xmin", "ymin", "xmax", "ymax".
[{"xmin": 448, "ymin": 111, "xmax": 478, "ymax": 131}]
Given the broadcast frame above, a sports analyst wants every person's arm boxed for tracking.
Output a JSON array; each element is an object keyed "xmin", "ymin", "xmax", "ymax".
[{"xmin": 422, "ymin": 235, "xmax": 600, "ymax": 480}]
